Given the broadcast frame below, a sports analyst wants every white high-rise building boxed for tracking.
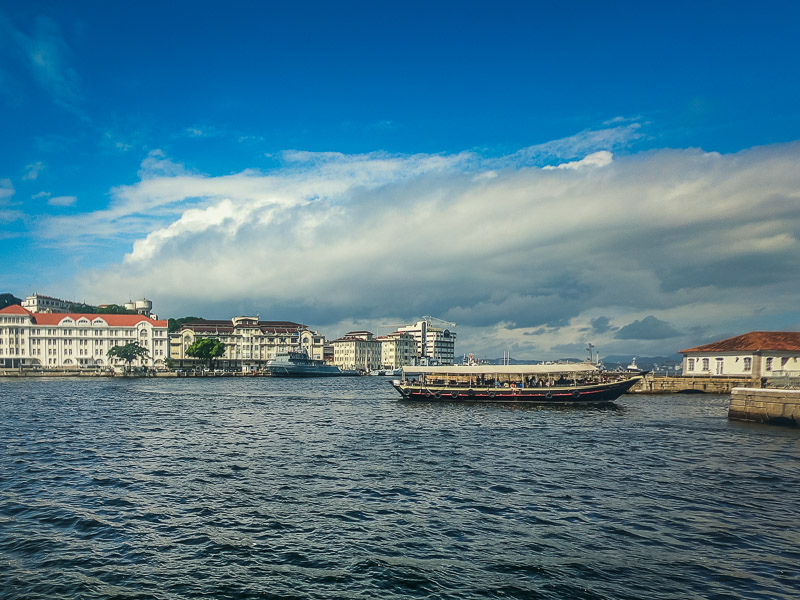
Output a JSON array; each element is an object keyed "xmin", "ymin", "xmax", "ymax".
[{"xmin": 396, "ymin": 318, "xmax": 456, "ymax": 365}]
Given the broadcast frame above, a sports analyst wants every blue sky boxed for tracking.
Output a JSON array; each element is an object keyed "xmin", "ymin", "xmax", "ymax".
[{"xmin": 2, "ymin": 1, "xmax": 800, "ymax": 359}]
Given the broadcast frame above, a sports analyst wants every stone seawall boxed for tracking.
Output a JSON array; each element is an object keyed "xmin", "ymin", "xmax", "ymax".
[
  {"xmin": 0, "ymin": 369, "xmax": 176, "ymax": 378},
  {"xmin": 729, "ymin": 388, "xmax": 800, "ymax": 426},
  {"xmin": 631, "ymin": 375, "xmax": 758, "ymax": 394}
]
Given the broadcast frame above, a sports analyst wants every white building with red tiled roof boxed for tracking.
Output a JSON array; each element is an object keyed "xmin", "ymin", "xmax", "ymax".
[
  {"xmin": 0, "ymin": 304, "xmax": 168, "ymax": 370},
  {"xmin": 679, "ymin": 332, "xmax": 800, "ymax": 378}
]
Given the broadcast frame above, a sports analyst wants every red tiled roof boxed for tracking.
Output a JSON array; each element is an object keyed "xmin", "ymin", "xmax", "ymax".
[
  {"xmin": 0, "ymin": 304, "xmax": 33, "ymax": 316},
  {"xmin": 33, "ymin": 313, "xmax": 167, "ymax": 327},
  {"xmin": 0, "ymin": 305, "xmax": 167, "ymax": 327},
  {"xmin": 680, "ymin": 332, "xmax": 800, "ymax": 354},
  {"xmin": 178, "ymin": 319, "xmax": 305, "ymax": 334}
]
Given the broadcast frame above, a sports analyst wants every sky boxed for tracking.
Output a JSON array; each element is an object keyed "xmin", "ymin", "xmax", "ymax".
[{"xmin": 1, "ymin": 0, "xmax": 800, "ymax": 360}]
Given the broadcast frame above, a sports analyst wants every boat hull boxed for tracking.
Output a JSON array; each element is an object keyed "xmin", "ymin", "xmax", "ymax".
[{"xmin": 391, "ymin": 376, "xmax": 641, "ymax": 404}]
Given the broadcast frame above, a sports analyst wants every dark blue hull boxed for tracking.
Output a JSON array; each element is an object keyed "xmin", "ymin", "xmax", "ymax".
[{"xmin": 392, "ymin": 376, "xmax": 641, "ymax": 404}]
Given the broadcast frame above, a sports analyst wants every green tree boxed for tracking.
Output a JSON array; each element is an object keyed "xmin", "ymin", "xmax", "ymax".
[
  {"xmin": 96, "ymin": 304, "xmax": 137, "ymax": 314},
  {"xmin": 107, "ymin": 341, "xmax": 150, "ymax": 373},
  {"xmin": 168, "ymin": 316, "xmax": 202, "ymax": 333},
  {"xmin": 185, "ymin": 337, "xmax": 226, "ymax": 370}
]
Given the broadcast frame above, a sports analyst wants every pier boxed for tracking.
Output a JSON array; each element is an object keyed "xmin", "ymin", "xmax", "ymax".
[
  {"xmin": 728, "ymin": 388, "xmax": 800, "ymax": 426},
  {"xmin": 630, "ymin": 374, "xmax": 758, "ymax": 394}
]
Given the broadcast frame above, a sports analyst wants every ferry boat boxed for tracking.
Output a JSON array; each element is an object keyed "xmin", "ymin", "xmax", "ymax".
[
  {"xmin": 391, "ymin": 363, "xmax": 643, "ymax": 404},
  {"xmin": 265, "ymin": 351, "xmax": 359, "ymax": 377}
]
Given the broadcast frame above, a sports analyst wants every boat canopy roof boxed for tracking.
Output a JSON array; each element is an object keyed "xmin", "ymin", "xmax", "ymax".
[{"xmin": 402, "ymin": 363, "xmax": 598, "ymax": 375}]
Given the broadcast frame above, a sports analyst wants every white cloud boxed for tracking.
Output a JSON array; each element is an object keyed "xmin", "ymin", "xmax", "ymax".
[
  {"xmin": 501, "ymin": 123, "xmax": 642, "ymax": 168},
  {"xmin": 0, "ymin": 178, "xmax": 22, "ymax": 226},
  {"xmin": 542, "ymin": 150, "xmax": 613, "ymax": 170},
  {"xmin": 22, "ymin": 161, "xmax": 44, "ymax": 180},
  {"xmin": 39, "ymin": 137, "xmax": 800, "ymax": 359},
  {"xmin": 47, "ymin": 195, "xmax": 76, "ymax": 207},
  {"xmin": 0, "ymin": 178, "xmax": 14, "ymax": 200},
  {"xmin": 1, "ymin": 14, "xmax": 82, "ymax": 111}
]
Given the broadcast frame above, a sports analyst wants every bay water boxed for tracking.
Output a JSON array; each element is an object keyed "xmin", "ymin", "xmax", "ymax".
[{"xmin": 1, "ymin": 377, "xmax": 798, "ymax": 599}]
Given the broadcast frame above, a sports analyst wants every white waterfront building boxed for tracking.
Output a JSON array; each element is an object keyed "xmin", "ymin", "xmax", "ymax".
[
  {"xmin": 331, "ymin": 331, "xmax": 382, "ymax": 372},
  {"xmin": 0, "ymin": 304, "xmax": 169, "ymax": 369},
  {"xmin": 680, "ymin": 331, "xmax": 800, "ymax": 378},
  {"xmin": 169, "ymin": 316, "xmax": 327, "ymax": 371},
  {"xmin": 376, "ymin": 331, "xmax": 418, "ymax": 369}
]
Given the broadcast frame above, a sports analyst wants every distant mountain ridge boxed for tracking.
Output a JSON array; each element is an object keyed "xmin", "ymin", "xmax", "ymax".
[{"xmin": 481, "ymin": 354, "xmax": 683, "ymax": 371}]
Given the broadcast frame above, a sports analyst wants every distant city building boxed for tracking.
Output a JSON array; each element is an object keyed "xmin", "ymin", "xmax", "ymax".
[
  {"xmin": 331, "ymin": 331, "xmax": 382, "ymax": 372},
  {"xmin": 680, "ymin": 332, "xmax": 800, "ymax": 378},
  {"xmin": 0, "ymin": 304, "xmax": 168, "ymax": 369},
  {"xmin": 170, "ymin": 316, "xmax": 326, "ymax": 371},
  {"xmin": 23, "ymin": 292, "xmax": 156, "ymax": 317},
  {"xmin": 21, "ymin": 293, "xmax": 73, "ymax": 314},
  {"xmin": 396, "ymin": 318, "xmax": 456, "ymax": 365},
  {"xmin": 376, "ymin": 331, "xmax": 418, "ymax": 368}
]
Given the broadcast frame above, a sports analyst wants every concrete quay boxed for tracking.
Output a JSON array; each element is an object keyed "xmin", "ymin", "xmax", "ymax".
[
  {"xmin": 630, "ymin": 374, "xmax": 759, "ymax": 394},
  {"xmin": 729, "ymin": 388, "xmax": 800, "ymax": 426},
  {"xmin": 0, "ymin": 368, "xmax": 175, "ymax": 378}
]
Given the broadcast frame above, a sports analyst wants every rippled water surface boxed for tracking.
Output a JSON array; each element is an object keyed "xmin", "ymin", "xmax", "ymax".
[{"xmin": 1, "ymin": 377, "xmax": 799, "ymax": 599}]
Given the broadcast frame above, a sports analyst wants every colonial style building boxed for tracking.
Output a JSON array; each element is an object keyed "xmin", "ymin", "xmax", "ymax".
[
  {"xmin": 679, "ymin": 332, "xmax": 800, "ymax": 378},
  {"xmin": 331, "ymin": 331, "xmax": 382, "ymax": 372},
  {"xmin": 376, "ymin": 331, "xmax": 418, "ymax": 369},
  {"xmin": 0, "ymin": 304, "xmax": 168, "ymax": 369},
  {"xmin": 22, "ymin": 293, "xmax": 156, "ymax": 317},
  {"xmin": 169, "ymin": 316, "xmax": 326, "ymax": 371},
  {"xmin": 21, "ymin": 293, "xmax": 73, "ymax": 314},
  {"xmin": 396, "ymin": 319, "xmax": 457, "ymax": 365}
]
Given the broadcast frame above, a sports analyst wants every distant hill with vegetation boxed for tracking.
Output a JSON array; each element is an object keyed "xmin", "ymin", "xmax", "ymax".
[
  {"xmin": 68, "ymin": 303, "xmax": 137, "ymax": 314},
  {"xmin": 0, "ymin": 293, "xmax": 22, "ymax": 309}
]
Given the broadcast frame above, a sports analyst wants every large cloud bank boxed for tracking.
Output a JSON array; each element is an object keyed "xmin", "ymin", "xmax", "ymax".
[{"xmin": 56, "ymin": 139, "xmax": 800, "ymax": 359}]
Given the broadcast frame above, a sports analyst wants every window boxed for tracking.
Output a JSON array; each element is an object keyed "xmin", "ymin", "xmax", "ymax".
[
  {"xmin": 766, "ymin": 357, "xmax": 773, "ymax": 372},
  {"xmin": 743, "ymin": 357, "xmax": 752, "ymax": 372}
]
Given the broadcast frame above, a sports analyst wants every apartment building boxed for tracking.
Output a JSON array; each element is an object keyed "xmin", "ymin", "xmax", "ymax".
[
  {"xmin": 331, "ymin": 331, "xmax": 382, "ymax": 372},
  {"xmin": 376, "ymin": 331, "xmax": 418, "ymax": 368}
]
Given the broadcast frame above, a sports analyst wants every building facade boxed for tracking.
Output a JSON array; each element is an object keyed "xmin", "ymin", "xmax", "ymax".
[
  {"xmin": 22, "ymin": 292, "xmax": 156, "ymax": 317},
  {"xmin": 376, "ymin": 331, "xmax": 418, "ymax": 368},
  {"xmin": 680, "ymin": 332, "xmax": 800, "ymax": 378},
  {"xmin": 331, "ymin": 331, "xmax": 382, "ymax": 371},
  {"xmin": 396, "ymin": 319, "xmax": 457, "ymax": 365},
  {"xmin": 0, "ymin": 304, "xmax": 168, "ymax": 369},
  {"xmin": 169, "ymin": 316, "xmax": 326, "ymax": 371},
  {"xmin": 21, "ymin": 293, "xmax": 73, "ymax": 314}
]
